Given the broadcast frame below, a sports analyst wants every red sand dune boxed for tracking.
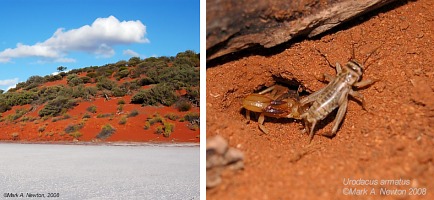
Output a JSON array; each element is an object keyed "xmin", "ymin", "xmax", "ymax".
[{"xmin": 0, "ymin": 95, "xmax": 199, "ymax": 143}]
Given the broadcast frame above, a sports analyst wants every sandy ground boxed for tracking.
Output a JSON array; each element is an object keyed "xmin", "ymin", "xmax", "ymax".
[
  {"xmin": 0, "ymin": 89, "xmax": 199, "ymax": 143},
  {"xmin": 206, "ymin": 0, "xmax": 434, "ymax": 199},
  {"xmin": 0, "ymin": 143, "xmax": 199, "ymax": 200}
]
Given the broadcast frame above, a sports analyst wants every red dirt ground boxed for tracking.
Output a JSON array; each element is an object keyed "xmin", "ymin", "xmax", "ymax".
[
  {"xmin": 0, "ymin": 68, "xmax": 199, "ymax": 144},
  {"xmin": 0, "ymin": 95, "xmax": 199, "ymax": 143},
  {"xmin": 207, "ymin": 0, "xmax": 433, "ymax": 199}
]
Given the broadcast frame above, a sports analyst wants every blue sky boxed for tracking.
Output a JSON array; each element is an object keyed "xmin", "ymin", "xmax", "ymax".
[{"xmin": 0, "ymin": 0, "xmax": 199, "ymax": 91}]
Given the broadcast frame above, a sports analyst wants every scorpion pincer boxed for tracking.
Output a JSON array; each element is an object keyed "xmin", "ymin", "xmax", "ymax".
[
  {"xmin": 243, "ymin": 85, "xmax": 307, "ymax": 134},
  {"xmin": 300, "ymin": 50, "xmax": 378, "ymax": 143}
]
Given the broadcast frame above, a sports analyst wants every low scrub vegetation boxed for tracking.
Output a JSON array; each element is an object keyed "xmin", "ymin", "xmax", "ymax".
[
  {"xmin": 175, "ymin": 98, "xmax": 192, "ymax": 112},
  {"xmin": 131, "ymin": 83, "xmax": 178, "ymax": 106},
  {"xmin": 70, "ymin": 131, "xmax": 82, "ymax": 139},
  {"xmin": 64, "ymin": 123, "xmax": 84, "ymax": 134},
  {"xmin": 183, "ymin": 112, "xmax": 200, "ymax": 124},
  {"xmin": 118, "ymin": 116, "xmax": 127, "ymax": 125},
  {"xmin": 127, "ymin": 109, "xmax": 139, "ymax": 118},
  {"xmin": 87, "ymin": 105, "xmax": 97, "ymax": 113},
  {"xmin": 0, "ymin": 50, "xmax": 199, "ymax": 141},
  {"xmin": 96, "ymin": 113, "xmax": 113, "ymax": 118},
  {"xmin": 144, "ymin": 113, "xmax": 175, "ymax": 137},
  {"xmin": 38, "ymin": 97, "xmax": 77, "ymax": 117},
  {"xmin": 96, "ymin": 124, "xmax": 116, "ymax": 139},
  {"xmin": 164, "ymin": 113, "xmax": 179, "ymax": 121}
]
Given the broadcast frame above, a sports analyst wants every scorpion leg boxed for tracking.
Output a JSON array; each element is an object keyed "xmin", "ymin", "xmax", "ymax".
[
  {"xmin": 258, "ymin": 85, "xmax": 275, "ymax": 95},
  {"xmin": 245, "ymin": 110, "xmax": 251, "ymax": 121},
  {"xmin": 330, "ymin": 98, "xmax": 348, "ymax": 136},
  {"xmin": 257, "ymin": 113, "xmax": 268, "ymax": 134}
]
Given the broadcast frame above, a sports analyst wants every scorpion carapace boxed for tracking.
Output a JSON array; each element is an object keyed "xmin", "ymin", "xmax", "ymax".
[{"xmin": 242, "ymin": 85, "xmax": 308, "ymax": 134}]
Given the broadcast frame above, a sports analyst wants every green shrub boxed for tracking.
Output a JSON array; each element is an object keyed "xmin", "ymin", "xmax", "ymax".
[
  {"xmin": 44, "ymin": 74, "xmax": 62, "ymax": 82},
  {"xmin": 84, "ymin": 87, "xmax": 98, "ymax": 99},
  {"xmin": 112, "ymin": 87, "xmax": 127, "ymax": 97},
  {"xmin": 115, "ymin": 60, "xmax": 127, "ymax": 68},
  {"xmin": 67, "ymin": 74, "xmax": 80, "ymax": 86},
  {"xmin": 185, "ymin": 87, "xmax": 200, "ymax": 105},
  {"xmin": 164, "ymin": 113, "xmax": 179, "ymax": 121},
  {"xmin": 119, "ymin": 116, "xmax": 127, "ymax": 125},
  {"xmin": 38, "ymin": 125, "xmax": 46, "ymax": 132},
  {"xmin": 86, "ymin": 72, "xmax": 97, "ymax": 78},
  {"xmin": 87, "ymin": 105, "xmax": 97, "ymax": 113},
  {"xmin": 128, "ymin": 81, "xmax": 140, "ymax": 91},
  {"xmin": 11, "ymin": 108, "xmax": 28, "ymax": 121},
  {"xmin": 20, "ymin": 116, "xmax": 36, "ymax": 122},
  {"xmin": 38, "ymin": 97, "xmax": 77, "ymax": 117},
  {"xmin": 21, "ymin": 75, "xmax": 45, "ymax": 90},
  {"xmin": 127, "ymin": 109, "xmax": 139, "ymax": 118},
  {"xmin": 3, "ymin": 91, "xmax": 38, "ymax": 106},
  {"xmin": 144, "ymin": 121, "xmax": 150, "ymax": 130},
  {"xmin": 59, "ymin": 72, "xmax": 67, "ymax": 77},
  {"xmin": 184, "ymin": 112, "xmax": 200, "ymax": 123},
  {"xmin": 116, "ymin": 69, "xmax": 130, "ymax": 80},
  {"xmin": 149, "ymin": 115, "xmax": 163, "ymax": 125},
  {"xmin": 80, "ymin": 76, "xmax": 92, "ymax": 84},
  {"xmin": 64, "ymin": 124, "xmax": 82, "ymax": 134},
  {"xmin": 175, "ymin": 99, "xmax": 192, "ymax": 112},
  {"xmin": 68, "ymin": 77, "xmax": 83, "ymax": 86},
  {"xmin": 0, "ymin": 101, "xmax": 11, "ymax": 113},
  {"xmin": 163, "ymin": 122, "xmax": 174, "ymax": 137},
  {"xmin": 117, "ymin": 104, "xmax": 124, "ymax": 112},
  {"xmin": 130, "ymin": 83, "xmax": 178, "ymax": 106},
  {"xmin": 131, "ymin": 90, "xmax": 155, "ymax": 105},
  {"xmin": 62, "ymin": 114, "xmax": 71, "ymax": 119},
  {"xmin": 82, "ymin": 113, "xmax": 91, "ymax": 119},
  {"xmin": 138, "ymin": 77, "xmax": 155, "ymax": 86},
  {"xmin": 128, "ymin": 57, "xmax": 141, "ymax": 66},
  {"xmin": 96, "ymin": 77, "xmax": 116, "ymax": 90},
  {"xmin": 70, "ymin": 131, "xmax": 82, "ymax": 139},
  {"xmin": 96, "ymin": 124, "xmax": 116, "ymax": 139},
  {"xmin": 37, "ymin": 85, "xmax": 64, "ymax": 104},
  {"xmin": 96, "ymin": 113, "xmax": 113, "ymax": 118},
  {"xmin": 117, "ymin": 99, "xmax": 125, "ymax": 105},
  {"xmin": 52, "ymin": 114, "xmax": 71, "ymax": 122},
  {"xmin": 188, "ymin": 123, "xmax": 199, "ymax": 131},
  {"xmin": 155, "ymin": 126, "xmax": 164, "ymax": 134},
  {"xmin": 72, "ymin": 85, "xmax": 86, "ymax": 98}
]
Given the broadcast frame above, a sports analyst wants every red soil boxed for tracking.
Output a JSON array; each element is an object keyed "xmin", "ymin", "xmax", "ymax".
[
  {"xmin": 0, "ymin": 96, "xmax": 199, "ymax": 143},
  {"xmin": 1, "ymin": 64, "xmax": 199, "ymax": 144},
  {"xmin": 0, "ymin": 95, "xmax": 199, "ymax": 144},
  {"xmin": 43, "ymin": 78, "xmax": 67, "ymax": 87}
]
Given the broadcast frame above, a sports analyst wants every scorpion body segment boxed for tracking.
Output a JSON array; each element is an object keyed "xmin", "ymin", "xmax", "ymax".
[{"xmin": 242, "ymin": 85, "xmax": 305, "ymax": 133}]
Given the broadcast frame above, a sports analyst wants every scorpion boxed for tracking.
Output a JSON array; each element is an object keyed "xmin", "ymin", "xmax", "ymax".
[
  {"xmin": 300, "ymin": 46, "xmax": 379, "ymax": 142},
  {"xmin": 242, "ymin": 84, "xmax": 308, "ymax": 134}
]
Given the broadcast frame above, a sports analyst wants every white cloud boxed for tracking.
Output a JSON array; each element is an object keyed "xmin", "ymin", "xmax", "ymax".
[
  {"xmin": 0, "ymin": 16, "xmax": 149, "ymax": 63},
  {"xmin": 51, "ymin": 69, "xmax": 71, "ymax": 76},
  {"xmin": 0, "ymin": 78, "xmax": 19, "ymax": 86},
  {"xmin": 54, "ymin": 57, "xmax": 76, "ymax": 63},
  {"xmin": 123, "ymin": 49, "xmax": 140, "ymax": 57},
  {"xmin": 0, "ymin": 78, "xmax": 19, "ymax": 91}
]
